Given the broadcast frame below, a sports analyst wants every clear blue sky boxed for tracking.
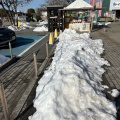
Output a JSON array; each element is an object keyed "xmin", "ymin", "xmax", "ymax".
[
  {"xmin": 18, "ymin": 0, "xmax": 90, "ymax": 12},
  {"xmin": 18, "ymin": 0, "xmax": 45, "ymax": 12}
]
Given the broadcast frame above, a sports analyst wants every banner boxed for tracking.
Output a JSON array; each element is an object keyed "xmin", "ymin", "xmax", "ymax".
[
  {"xmin": 80, "ymin": 23, "xmax": 90, "ymax": 32},
  {"xmin": 90, "ymin": 0, "xmax": 96, "ymax": 6},
  {"xmin": 113, "ymin": 2, "xmax": 120, "ymax": 7},
  {"xmin": 110, "ymin": 0, "xmax": 120, "ymax": 10}
]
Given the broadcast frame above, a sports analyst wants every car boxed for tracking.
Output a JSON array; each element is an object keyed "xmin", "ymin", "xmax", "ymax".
[{"xmin": 0, "ymin": 27, "xmax": 16, "ymax": 47}]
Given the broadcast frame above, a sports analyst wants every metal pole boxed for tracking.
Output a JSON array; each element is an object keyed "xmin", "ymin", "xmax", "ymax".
[
  {"xmin": 104, "ymin": 17, "xmax": 106, "ymax": 32},
  {"xmin": 9, "ymin": 42, "xmax": 13, "ymax": 59},
  {"xmin": 91, "ymin": 0, "xmax": 95, "ymax": 31},
  {"xmin": 114, "ymin": 10, "xmax": 116, "ymax": 22},
  {"xmin": 93, "ymin": 0, "xmax": 94, "ymax": 8},
  {"xmin": 63, "ymin": 11, "xmax": 65, "ymax": 31},
  {"xmin": 46, "ymin": 43, "xmax": 49, "ymax": 58},
  {"xmin": 0, "ymin": 83, "xmax": 9, "ymax": 120},
  {"xmin": 90, "ymin": 16, "xmax": 93, "ymax": 31},
  {"xmin": 104, "ymin": 8, "xmax": 107, "ymax": 32},
  {"xmin": 33, "ymin": 53, "xmax": 38, "ymax": 78},
  {"xmin": 58, "ymin": 10, "xmax": 60, "ymax": 31}
]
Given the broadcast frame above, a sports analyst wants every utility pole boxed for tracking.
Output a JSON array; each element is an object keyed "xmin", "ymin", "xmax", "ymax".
[{"xmin": 93, "ymin": 0, "xmax": 94, "ymax": 8}]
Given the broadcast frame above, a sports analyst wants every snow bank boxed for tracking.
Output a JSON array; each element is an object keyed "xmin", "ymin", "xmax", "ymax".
[
  {"xmin": 111, "ymin": 89, "xmax": 120, "ymax": 97},
  {"xmin": 97, "ymin": 22, "xmax": 111, "ymax": 26},
  {"xmin": 20, "ymin": 22, "xmax": 33, "ymax": 29},
  {"xmin": 0, "ymin": 54, "xmax": 9, "ymax": 66},
  {"xmin": 36, "ymin": 21, "xmax": 48, "ymax": 26},
  {"xmin": 29, "ymin": 29, "xmax": 116, "ymax": 120},
  {"xmin": 33, "ymin": 25, "xmax": 48, "ymax": 32},
  {"xmin": 8, "ymin": 25, "xmax": 25, "ymax": 31},
  {"xmin": 8, "ymin": 22, "xmax": 34, "ymax": 31}
]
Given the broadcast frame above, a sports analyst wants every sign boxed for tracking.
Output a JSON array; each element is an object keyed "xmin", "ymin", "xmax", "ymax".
[
  {"xmin": 110, "ymin": 0, "xmax": 120, "ymax": 10},
  {"xmin": 113, "ymin": 2, "xmax": 120, "ymax": 7},
  {"xmin": 69, "ymin": 23, "xmax": 90, "ymax": 32},
  {"xmin": 80, "ymin": 23, "xmax": 90, "ymax": 32}
]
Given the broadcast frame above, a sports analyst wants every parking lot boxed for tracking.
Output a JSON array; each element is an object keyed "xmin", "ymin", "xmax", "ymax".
[{"xmin": 0, "ymin": 34, "xmax": 45, "ymax": 57}]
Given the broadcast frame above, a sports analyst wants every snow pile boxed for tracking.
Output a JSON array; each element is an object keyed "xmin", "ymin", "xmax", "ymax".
[
  {"xmin": 0, "ymin": 54, "xmax": 9, "ymax": 66},
  {"xmin": 97, "ymin": 22, "xmax": 111, "ymax": 26},
  {"xmin": 8, "ymin": 25, "xmax": 26, "ymax": 31},
  {"xmin": 20, "ymin": 22, "xmax": 33, "ymax": 29},
  {"xmin": 111, "ymin": 89, "xmax": 120, "ymax": 97},
  {"xmin": 36, "ymin": 21, "xmax": 48, "ymax": 26},
  {"xmin": 33, "ymin": 25, "xmax": 48, "ymax": 32},
  {"xmin": 8, "ymin": 22, "xmax": 33, "ymax": 31},
  {"xmin": 29, "ymin": 29, "xmax": 116, "ymax": 120}
]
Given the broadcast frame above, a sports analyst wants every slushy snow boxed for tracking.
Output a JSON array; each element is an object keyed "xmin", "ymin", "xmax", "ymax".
[
  {"xmin": 29, "ymin": 29, "xmax": 116, "ymax": 120},
  {"xmin": 8, "ymin": 21, "xmax": 48, "ymax": 32}
]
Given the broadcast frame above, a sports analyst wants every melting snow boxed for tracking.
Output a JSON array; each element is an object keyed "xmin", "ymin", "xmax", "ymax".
[
  {"xmin": 29, "ymin": 29, "xmax": 116, "ymax": 120},
  {"xmin": 111, "ymin": 89, "xmax": 120, "ymax": 98},
  {"xmin": 33, "ymin": 25, "xmax": 48, "ymax": 32}
]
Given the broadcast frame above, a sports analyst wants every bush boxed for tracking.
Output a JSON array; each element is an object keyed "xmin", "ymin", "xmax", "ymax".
[{"xmin": 36, "ymin": 15, "xmax": 41, "ymax": 22}]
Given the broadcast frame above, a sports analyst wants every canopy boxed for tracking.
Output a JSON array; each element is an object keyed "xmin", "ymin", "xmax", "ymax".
[{"xmin": 64, "ymin": 0, "xmax": 93, "ymax": 10}]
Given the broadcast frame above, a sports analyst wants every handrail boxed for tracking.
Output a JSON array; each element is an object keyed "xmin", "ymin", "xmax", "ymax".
[
  {"xmin": 0, "ymin": 34, "xmax": 49, "ymax": 79},
  {"xmin": 0, "ymin": 30, "xmax": 59, "ymax": 120}
]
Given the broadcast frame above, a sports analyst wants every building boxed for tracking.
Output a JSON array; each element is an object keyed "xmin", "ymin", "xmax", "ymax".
[
  {"xmin": 110, "ymin": 0, "xmax": 120, "ymax": 20},
  {"xmin": 47, "ymin": 6, "xmax": 64, "ymax": 32},
  {"xmin": 41, "ymin": 9, "xmax": 47, "ymax": 21},
  {"xmin": 90, "ymin": 0, "xmax": 110, "ymax": 16},
  {"xmin": 102, "ymin": 0, "xmax": 110, "ymax": 16}
]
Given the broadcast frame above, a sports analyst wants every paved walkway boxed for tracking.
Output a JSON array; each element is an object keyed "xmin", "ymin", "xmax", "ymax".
[
  {"xmin": 91, "ymin": 21, "xmax": 120, "ymax": 119},
  {"xmin": 0, "ymin": 32, "xmax": 56, "ymax": 120}
]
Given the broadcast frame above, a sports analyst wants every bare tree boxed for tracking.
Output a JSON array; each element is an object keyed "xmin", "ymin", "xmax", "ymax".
[
  {"xmin": 0, "ymin": 0, "xmax": 32, "ymax": 25},
  {"xmin": 45, "ymin": 0, "xmax": 69, "ymax": 6},
  {"xmin": 45, "ymin": 0, "xmax": 76, "ymax": 7}
]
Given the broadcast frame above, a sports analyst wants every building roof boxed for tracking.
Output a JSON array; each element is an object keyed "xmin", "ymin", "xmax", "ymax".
[{"xmin": 64, "ymin": 0, "xmax": 93, "ymax": 10}]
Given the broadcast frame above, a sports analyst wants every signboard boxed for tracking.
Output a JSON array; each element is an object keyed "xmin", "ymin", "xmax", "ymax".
[
  {"xmin": 90, "ymin": 0, "xmax": 96, "ymax": 6},
  {"xmin": 69, "ymin": 23, "xmax": 90, "ymax": 32},
  {"xmin": 80, "ymin": 23, "xmax": 90, "ymax": 32},
  {"xmin": 110, "ymin": 0, "xmax": 120, "ymax": 10}
]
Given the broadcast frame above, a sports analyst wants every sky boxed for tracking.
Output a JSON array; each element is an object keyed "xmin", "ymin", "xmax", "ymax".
[
  {"xmin": 18, "ymin": 0, "xmax": 90, "ymax": 12},
  {"xmin": 18, "ymin": 0, "xmax": 45, "ymax": 12}
]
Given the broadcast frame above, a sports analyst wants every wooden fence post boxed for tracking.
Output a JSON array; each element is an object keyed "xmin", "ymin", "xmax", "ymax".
[
  {"xmin": 0, "ymin": 83, "xmax": 9, "ymax": 120},
  {"xmin": 9, "ymin": 42, "xmax": 13, "ymax": 59},
  {"xmin": 46, "ymin": 43, "xmax": 49, "ymax": 58},
  {"xmin": 33, "ymin": 53, "xmax": 38, "ymax": 78}
]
